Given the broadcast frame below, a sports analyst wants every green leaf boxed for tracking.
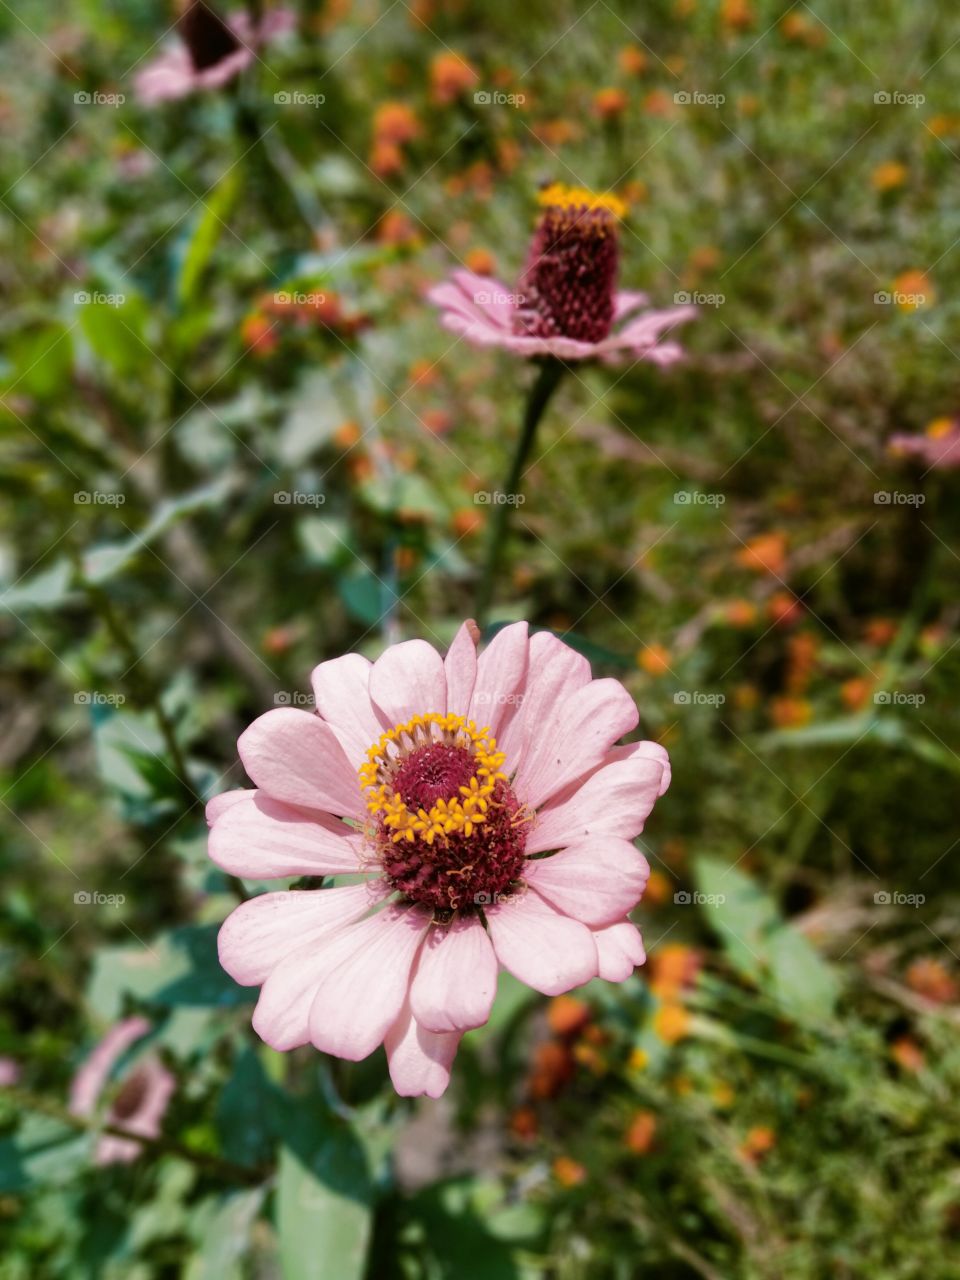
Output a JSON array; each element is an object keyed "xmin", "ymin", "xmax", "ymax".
[
  {"xmin": 0, "ymin": 1115, "xmax": 93, "ymax": 1193},
  {"xmin": 298, "ymin": 515, "xmax": 350, "ymax": 567},
  {"xmin": 275, "ymin": 1105, "xmax": 373, "ymax": 1280},
  {"xmin": 185, "ymin": 1188, "xmax": 266, "ymax": 1280},
  {"xmin": 5, "ymin": 325, "xmax": 73, "ymax": 399},
  {"xmin": 766, "ymin": 926, "xmax": 840, "ymax": 1022},
  {"xmin": 408, "ymin": 1178, "xmax": 524, "ymax": 1280},
  {"xmin": 78, "ymin": 292, "xmax": 152, "ymax": 378},
  {"xmin": 0, "ymin": 558, "xmax": 73, "ymax": 612},
  {"xmin": 174, "ymin": 169, "xmax": 241, "ymax": 307},
  {"xmin": 215, "ymin": 1050, "xmax": 276, "ymax": 1168}
]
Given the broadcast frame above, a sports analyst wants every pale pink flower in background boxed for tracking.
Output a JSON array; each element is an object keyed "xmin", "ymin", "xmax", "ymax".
[
  {"xmin": 69, "ymin": 1016, "xmax": 175, "ymax": 1165},
  {"xmin": 0, "ymin": 1057, "xmax": 20, "ymax": 1087},
  {"xmin": 208, "ymin": 621, "xmax": 670, "ymax": 1099},
  {"xmin": 889, "ymin": 417, "xmax": 960, "ymax": 470},
  {"xmin": 133, "ymin": 3, "xmax": 295, "ymax": 106},
  {"xmin": 427, "ymin": 184, "xmax": 695, "ymax": 365}
]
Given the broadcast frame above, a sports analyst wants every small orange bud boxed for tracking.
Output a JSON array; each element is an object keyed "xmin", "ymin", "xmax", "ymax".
[
  {"xmin": 510, "ymin": 1106, "xmax": 538, "ymax": 1140},
  {"xmin": 372, "ymin": 101, "xmax": 420, "ymax": 145},
  {"xmin": 890, "ymin": 1036, "xmax": 924, "ymax": 1072},
  {"xmin": 769, "ymin": 696, "xmax": 812, "ymax": 729},
  {"xmin": 723, "ymin": 598, "xmax": 758, "ymax": 628},
  {"xmin": 871, "ymin": 161, "xmax": 908, "ymax": 193},
  {"xmin": 594, "ymin": 86, "xmax": 629, "ymax": 119},
  {"xmin": 737, "ymin": 532, "xmax": 787, "ymax": 577},
  {"xmin": 547, "ymin": 995, "xmax": 591, "ymax": 1038},
  {"xmin": 332, "ymin": 420, "xmax": 362, "ymax": 450},
  {"xmin": 464, "ymin": 247, "xmax": 496, "ymax": 276},
  {"xmin": 653, "ymin": 1002, "xmax": 690, "ymax": 1044},
  {"xmin": 552, "ymin": 1156, "xmax": 587, "ymax": 1187},
  {"xmin": 430, "ymin": 51, "xmax": 478, "ymax": 105},
  {"xmin": 625, "ymin": 1110, "xmax": 657, "ymax": 1154},
  {"xmin": 241, "ymin": 313, "xmax": 278, "ymax": 356},
  {"xmin": 618, "ymin": 46, "xmax": 647, "ymax": 76},
  {"xmin": 840, "ymin": 677, "xmax": 872, "ymax": 712},
  {"xmin": 740, "ymin": 1125, "xmax": 776, "ymax": 1160},
  {"xmin": 906, "ymin": 957, "xmax": 958, "ymax": 1004},
  {"xmin": 892, "ymin": 269, "xmax": 934, "ymax": 311},
  {"xmin": 451, "ymin": 507, "xmax": 484, "ymax": 538},
  {"xmin": 643, "ymin": 869, "xmax": 672, "ymax": 906},
  {"xmin": 637, "ymin": 643, "xmax": 672, "ymax": 677},
  {"xmin": 766, "ymin": 591, "xmax": 803, "ymax": 628}
]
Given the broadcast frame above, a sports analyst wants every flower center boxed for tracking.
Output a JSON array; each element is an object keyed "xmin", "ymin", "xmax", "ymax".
[
  {"xmin": 177, "ymin": 1, "xmax": 241, "ymax": 72},
  {"xmin": 111, "ymin": 1067, "xmax": 149, "ymax": 1121},
  {"xmin": 513, "ymin": 184, "xmax": 624, "ymax": 344},
  {"xmin": 360, "ymin": 713, "xmax": 529, "ymax": 915}
]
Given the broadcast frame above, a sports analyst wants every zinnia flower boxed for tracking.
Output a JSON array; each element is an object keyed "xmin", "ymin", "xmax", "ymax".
[
  {"xmin": 69, "ymin": 1017, "xmax": 175, "ymax": 1165},
  {"xmin": 208, "ymin": 621, "xmax": 669, "ymax": 1098},
  {"xmin": 427, "ymin": 185, "xmax": 695, "ymax": 363},
  {"xmin": 133, "ymin": 2, "xmax": 294, "ymax": 105}
]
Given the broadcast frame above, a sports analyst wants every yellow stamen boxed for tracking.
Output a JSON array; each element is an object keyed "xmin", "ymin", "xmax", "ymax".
[{"xmin": 538, "ymin": 183, "xmax": 627, "ymax": 219}]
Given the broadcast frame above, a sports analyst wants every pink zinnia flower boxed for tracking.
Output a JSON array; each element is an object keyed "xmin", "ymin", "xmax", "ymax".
[
  {"xmin": 889, "ymin": 417, "xmax": 960, "ymax": 470},
  {"xmin": 69, "ymin": 1017, "xmax": 175, "ymax": 1165},
  {"xmin": 208, "ymin": 621, "xmax": 669, "ymax": 1098},
  {"xmin": 133, "ymin": 2, "xmax": 294, "ymax": 105},
  {"xmin": 427, "ymin": 184, "xmax": 696, "ymax": 364}
]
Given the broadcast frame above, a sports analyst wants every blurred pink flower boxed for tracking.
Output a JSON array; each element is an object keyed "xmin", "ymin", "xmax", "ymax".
[
  {"xmin": 428, "ymin": 184, "xmax": 695, "ymax": 364},
  {"xmin": 133, "ymin": 3, "xmax": 294, "ymax": 105},
  {"xmin": 0, "ymin": 1057, "xmax": 20, "ymax": 1087},
  {"xmin": 889, "ymin": 419, "xmax": 960, "ymax": 470},
  {"xmin": 69, "ymin": 1016, "xmax": 175, "ymax": 1165},
  {"xmin": 208, "ymin": 622, "xmax": 669, "ymax": 1098}
]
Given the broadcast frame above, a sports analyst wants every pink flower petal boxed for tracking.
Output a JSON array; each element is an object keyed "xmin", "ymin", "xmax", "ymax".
[
  {"xmin": 208, "ymin": 791, "xmax": 364, "ymax": 879},
  {"xmin": 497, "ymin": 630, "xmax": 591, "ymax": 768},
  {"xmin": 69, "ymin": 1017, "xmax": 150, "ymax": 1117},
  {"xmin": 310, "ymin": 652, "xmax": 383, "ymax": 768},
  {"xmin": 205, "ymin": 788, "xmax": 253, "ymax": 827},
  {"xmin": 218, "ymin": 882, "xmax": 385, "ymax": 986},
  {"xmin": 524, "ymin": 838, "xmax": 650, "ymax": 926},
  {"xmin": 238, "ymin": 708, "xmax": 364, "ymax": 819},
  {"xmin": 613, "ymin": 289, "xmax": 651, "ymax": 320},
  {"xmin": 369, "ymin": 638, "xmax": 447, "ymax": 726},
  {"xmin": 385, "ymin": 998, "xmax": 460, "ymax": 1098},
  {"xmin": 485, "ymin": 889, "xmax": 598, "ymax": 995},
  {"xmin": 427, "ymin": 281, "xmax": 505, "ymax": 331},
  {"xmin": 593, "ymin": 921, "xmax": 646, "ymax": 980},
  {"xmin": 444, "ymin": 621, "xmax": 478, "ymax": 717},
  {"xmin": 410, "ymin": 915, "xmax": 498, "ymax": 1032},
  {"xmin": 512, "ymin": 677, "xmax": 639, "ymax": 810},
  {"xmin": 450, "ymin": 269, "xmax": 517, "ymax": 327},
  {"xmin": 306, "ymin": 907, "xmax": 431, "ymax": 1060},
  {"xmin": 468, "ymin": 621, "xmax": 528, "ymax": 741},
  {"xmin": 100, "ymin": 1058, "xmax": 175, "ymax": 1165},
  {"xmin": 607, "ymin": 304, "xmax": 697, "ymax": 353},
  {"xmin": 526, "ymin": 745, "xmax": 668, "ymax": 853}
]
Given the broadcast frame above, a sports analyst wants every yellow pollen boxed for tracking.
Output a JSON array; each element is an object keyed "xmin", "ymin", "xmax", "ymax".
[
  {"xmin": 538, "ymin": 183, "xmax": 628, "ymax": 220},
  {"xmin": 360, "ymin": 711, "xmax": 508, "ymax": 848}
]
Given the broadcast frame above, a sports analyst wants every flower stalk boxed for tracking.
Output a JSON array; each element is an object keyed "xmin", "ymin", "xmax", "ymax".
[{"xmin": 475, "ymin": 357, "xmax": 566, "ymax": 625}]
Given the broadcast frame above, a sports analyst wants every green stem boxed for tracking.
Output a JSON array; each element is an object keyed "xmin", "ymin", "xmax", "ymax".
[
  {"xmin": 5, "ymin": 1086, "xmax": 266, "ymax": 1185},
  {"xmin": 475, "ymin": 357, "xmax": 566, "ymax": 625}
]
